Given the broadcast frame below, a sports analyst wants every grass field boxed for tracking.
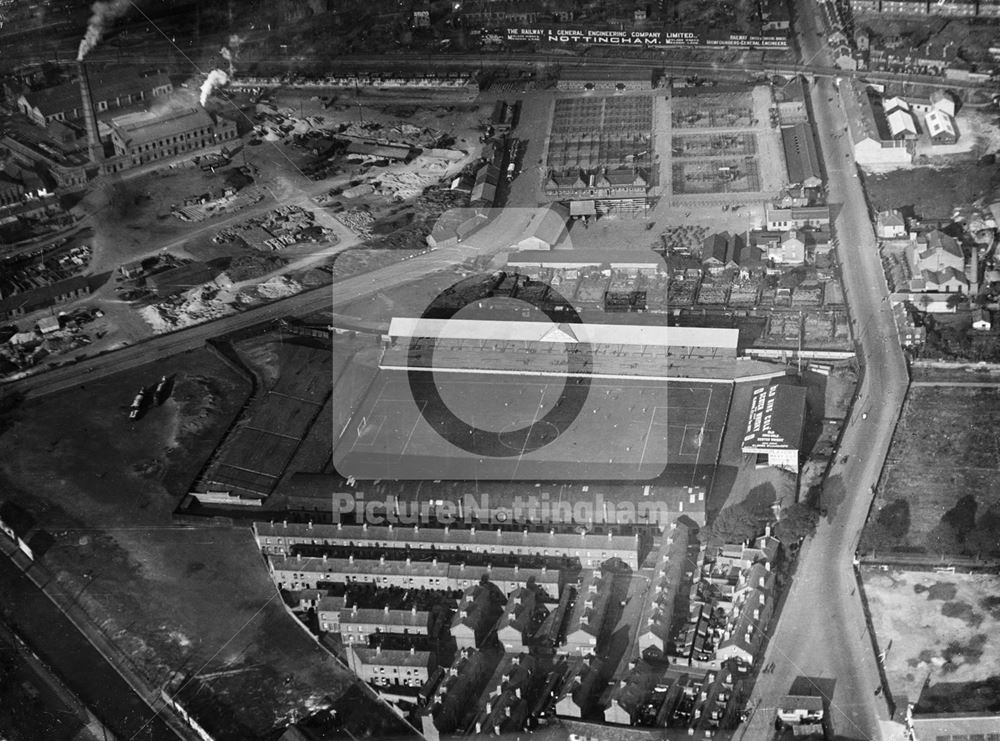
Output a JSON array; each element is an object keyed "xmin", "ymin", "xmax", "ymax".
[
  {"xmin": 862, "ymin": 164, "xmax": 1000, "ymax": 220},
  {"xmin": 863, "ymin": 567, "xmax": 1000, "ymax": 709},
  {"xmin": 0, "ymin": 349, "xmax": 355, "ymax": 737},
  {"xmin": 334, "ymin": 370, "xmax": 731, "ymax": 481},
  {"xmin": 866, "ymin": 385, "xmax": 1000, "ymax": 555}
]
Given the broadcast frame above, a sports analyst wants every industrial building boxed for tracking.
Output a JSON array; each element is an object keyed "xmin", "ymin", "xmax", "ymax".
[
  {"xmin": 557, "ymin": 67, "xmax": 654, "ymax": 92},
  {"xmin": 0, "ymin": 274, "xmax": 94, "ymax": 320},
  {"xmin": 849, "ymin": 0, "xmax": 1000, "ymax": 16},
  {"xmin": 780, "ymin": 123, "xmax": 823, "ymax": 189},
  {"xmin": 843, "ymin": 82, "xmax": 913, "ymax": 166},
  {"xmin": 16, "ymin": 66, "xmax": 173, "ymax": 127},
  {"xmin": 108, "ymin": 108, "xmax": 238, "ymax": 167}
]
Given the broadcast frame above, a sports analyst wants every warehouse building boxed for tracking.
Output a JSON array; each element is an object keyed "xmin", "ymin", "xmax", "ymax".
[
  {"xmin": 109, "ymin": 108, "xmax": 237, "ymax": 167},
  {"xmin": 0, "ymin": 274, "xmax": 94, "ymax": 320},
  {"xmin": 144, "ymin": 262, "xmax": 221, "ymax": 298},
  {"xmin": 780, "ymin": 123, "xmax": 823, "ymax": 189},
  {"xmin": 557, "ymin": 67, "xmax": 654, "ymax": 92},
  {"xmin": 345, "ymin": 141, "xmax": 413, "ymax": 161},
  {"xmin": 17, "ymin": 67, "xmax": 173, "ymax": 127},
  {"xmin": 843, "ymin": 81, "xmax": 912, "ymax": 166}
]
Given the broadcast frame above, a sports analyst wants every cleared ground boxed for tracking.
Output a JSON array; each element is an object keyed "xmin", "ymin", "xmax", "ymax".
[
  {"xmin": 334, "ymin": 369, "xmax": 730, "ymax": 481},
  {"xmin": 0, "ymin": 349, "xmax": 354, "ymax": 737},
  {"xmin": 862, "ymin": 163, "xmax": 1000, "ymax": 220},
  {"xmin": 863, "ymin": 567, "xmax": 1000, "ymax": 709},
  {"xmin": 868, "ymin": 384, "xmax": 1000, "ymax": 555}
]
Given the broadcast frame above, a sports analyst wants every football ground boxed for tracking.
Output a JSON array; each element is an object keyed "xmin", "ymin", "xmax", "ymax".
[{"xmin": 333, "ymin": 370, "xmax": 732, "ymax": 481}]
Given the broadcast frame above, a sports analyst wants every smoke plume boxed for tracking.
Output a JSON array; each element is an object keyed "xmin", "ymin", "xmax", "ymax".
[
  {"xmin": 220, "ymin": 47, "xmax": 234, "ymax": 77},
  {"xmin": 77, "ymin": 0, "xmax": 132, "ymax": 61},
  {"xmin": 200, "ymin": 69, "xmax": 229, "ymax": 107}
]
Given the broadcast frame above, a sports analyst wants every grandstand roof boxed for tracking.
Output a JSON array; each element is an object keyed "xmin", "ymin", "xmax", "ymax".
[
  {"xmin": 388, "ymin": 317, "xmax": 739, "ymax": 350},
  {"xmin": 741, "ymin": 384, "xmax": 806, "ymax": 452},
  {"xmin": 506, "ymin": 249, "xmax": 664, "ymax": 269}
]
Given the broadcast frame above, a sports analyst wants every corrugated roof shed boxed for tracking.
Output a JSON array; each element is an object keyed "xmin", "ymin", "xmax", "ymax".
[{"xmin": 780, "ymin": 122, "xmax": 822, "ymax": 187}]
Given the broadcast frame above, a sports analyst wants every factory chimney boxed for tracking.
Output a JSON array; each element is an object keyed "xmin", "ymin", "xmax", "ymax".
[{"xmin": 77, "ymin": 61, "xmax": 103, "ymax": 163}]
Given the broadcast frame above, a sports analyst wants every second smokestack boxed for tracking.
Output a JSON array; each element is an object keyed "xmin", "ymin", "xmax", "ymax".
[{"xmin": 77, "ymin": 61, "xmax": 103, "ymax": 163}]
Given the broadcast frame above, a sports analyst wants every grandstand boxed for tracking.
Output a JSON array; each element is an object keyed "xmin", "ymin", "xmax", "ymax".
[{"xmin": 381, "ymin": 317, "xmax": 741, "ymax": 380}]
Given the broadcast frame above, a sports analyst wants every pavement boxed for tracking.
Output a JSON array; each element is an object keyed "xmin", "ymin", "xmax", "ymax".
[{"xmin": 738, "ymin": 6, "xmax": 911, "ymax": 741}]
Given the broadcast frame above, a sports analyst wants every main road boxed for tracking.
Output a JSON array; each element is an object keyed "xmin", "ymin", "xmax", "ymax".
[{"xmin": 740, "ymin": 5, "xmax": 910, "ymax": 741}]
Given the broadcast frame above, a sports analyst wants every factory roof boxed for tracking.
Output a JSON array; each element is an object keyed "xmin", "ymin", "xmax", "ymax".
[
  {"xmin": 844, "ymin": 81, "xmax": 884, "ymax": 144},
  {"xmin": 780, "ymin": 122, "xmax": 822, "ymax": 186},
  {"xmin": 109, "ymin": 107, "xmax": 215, "ymax": 148},
  {"xmin": 20, "ymin": 67, "xmax": 171, "ymax": 117},
  {"xmin": 388, "ymin": 317, "xmax": 740, "ymax": 350},
  {"xmin": 560, "ymin": 67, "xmax": 651, "ymax": 82},
  {"xmin": 345, "ymin": 140, "xmax": 412, "ymax": 159}
]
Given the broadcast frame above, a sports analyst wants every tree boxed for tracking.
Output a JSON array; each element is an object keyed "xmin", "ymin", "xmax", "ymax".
[
  {"xmin": 926, "ymin": 521, "xmax": 961, "ymax": 558},
  {"xmin": 966, "ymin": 505, "xmax": 1000, "ymax": 559},
  {"xmin": 774, "ymin": 502, "xmax": 819, "ymax": 544},
  {"xmin": 876, "ymin": 499, "xmax": 911, "ymax": 540},
  {"xmin": 942, "ymin": 494, "xmax": 978, "ymax": 548},
  {"xmin": 706, "ymin": 500, "xmax": 771, "ymax": 549}
]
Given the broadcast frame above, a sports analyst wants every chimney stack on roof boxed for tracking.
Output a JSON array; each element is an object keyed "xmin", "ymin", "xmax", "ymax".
[{"xmin": 76, "ymin": 61, "xmax": 103, "ymax": 164}]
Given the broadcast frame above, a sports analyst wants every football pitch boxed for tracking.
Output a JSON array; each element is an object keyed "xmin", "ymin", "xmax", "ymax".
[{"xmin": 333, "ymin": 371, "xmax": 732, "ymax": 481}]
